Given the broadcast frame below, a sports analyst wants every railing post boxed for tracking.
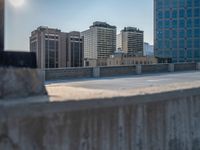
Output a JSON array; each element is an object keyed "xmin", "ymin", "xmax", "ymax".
[
  {"xmin": 168, "ymin": 63, "xmax": 174, "ymax": 72},
  {"xmin": 197, "ymin": 63, "xmax": 200, "ymax": 70},
  {"xmin": 136, "ymin": 64, "xmax": 142, "ymax": 75},
  {"xmin": 93, "ymin": 67, "xmax": 100, "ymax": 78}
]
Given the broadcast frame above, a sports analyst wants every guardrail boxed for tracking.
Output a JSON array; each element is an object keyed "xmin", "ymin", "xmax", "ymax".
[{"xmin": 45, "ymin": 62, "xmax": 200, "ymax": 81}]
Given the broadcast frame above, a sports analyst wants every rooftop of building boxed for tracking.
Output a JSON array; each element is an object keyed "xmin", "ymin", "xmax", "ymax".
[
  {"xmin": 121, "ymin": 27, "xmax": 143, "ymax": 33},
  {"xmin": 90, "ymin": 21, "xmax": 116, "ymax": 29}
]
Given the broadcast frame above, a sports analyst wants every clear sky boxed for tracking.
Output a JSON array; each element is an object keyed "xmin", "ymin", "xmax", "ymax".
[{"xmin": 5, "ymin": 0, "xmax": 153, "ymax": 51}]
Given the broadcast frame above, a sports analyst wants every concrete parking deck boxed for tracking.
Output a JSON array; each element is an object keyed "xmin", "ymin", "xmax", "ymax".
[{"xmin": 42, "ymin": 71, "xmax": 200, "ymax": 102}]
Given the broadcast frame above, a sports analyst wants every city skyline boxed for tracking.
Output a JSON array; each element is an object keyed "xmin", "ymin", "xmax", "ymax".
[{"xmin": 5, "ymin": 0, "xmax": 153, "ymax": 51}]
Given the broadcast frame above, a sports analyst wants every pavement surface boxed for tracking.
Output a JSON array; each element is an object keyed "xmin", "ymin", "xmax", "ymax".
[
  {"xmin": 45, "ymin": 71, "xmax": 200, "ymax": 101},
  {"xmin": 1, "ymin": 71, "xmax": 200, "ymax": 106},
  {"xmin": 47, "ymin": 71, "xmax": 200, "ymax": 91}
]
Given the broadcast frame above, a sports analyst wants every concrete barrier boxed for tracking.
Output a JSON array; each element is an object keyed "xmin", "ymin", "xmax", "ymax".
[
  {"xmin": 197, "ymin": 63, "xmax": 200, "ymax": 70},
  {"xmin": 0, "ymin": 68, "xmax": 46, "ymax": 100},
  {"xmin": 45, "ymin": 63, "xmax": 200, "ymax": 81},
  {"xmin": 168, "ymin": 64, "xmax": 175, "ymax": 72},
  {"xmin": 45, "ymin": 67, "xmax": 93, "ymax": 80},
  {"xmin": 1, "ymin": 84, "xmax": 200, "ymax": 149},
  {"xmin": 141, "ymin": 64, "xmax": 169, "ymax": 74},
  {"xmin": 93, "ymin": 67, "xmax": 100, "ymax": 78},
  {"xmin": 100, "ymin": 66, "xmax": 136, "ymax": 77},
  {"xmin": 174, "ymin": 63, "xmax": 197, "ymax": 71}
]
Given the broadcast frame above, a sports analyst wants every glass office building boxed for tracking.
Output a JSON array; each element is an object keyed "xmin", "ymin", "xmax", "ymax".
[{"xmin": 154, "ymin": 0, "xmax": 200, "ymax": 63}]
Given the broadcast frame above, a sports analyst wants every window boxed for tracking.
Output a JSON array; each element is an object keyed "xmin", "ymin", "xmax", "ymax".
[
  {"xmin": 194, "ymin": 8, "xmax": 200, "ymax": 17},
  {"xmin": 164, "ymin": 20, "xmax": 170, "ymax": 28},
  {"xmin": 179, "ymin": 9, "xmax": 185, "ymax": 18},
  {"xmin": 194, "ymin": 29, "xmax": 200, "ymax": 38},
  {"xmin": 179, "ymin": 30, "xmax": 185, "ymax": 38},
  {"xmin": 172, "ymin": 30, "xmax": 177, "ymax": 38},
  {"xmin": 187, "ymin": 29, "xmax": 193, "ymax": 37},
  {"xmin": 179, "ymin": 20, "xmax": 185, "ymax": 28},
  {"xmin": 164, "ymin": 30, "xmax": 170, "ymax": 38},
  {"xmin": 172, "ymin": 10, "xmax": 177, "ymax": 18},
  {"xmin": 165, "ymin": 11, "xmax": 170, "ymax": 18},
  {"xmin": 194, "ymin": 0, "xmax": 200, "ymax": 6},
  {"xmin": 187, "ymin": 0, "xmax": 193, "ymax": 7},
  {"xmin": 172, "ymin": 20, "xmax": 178, "ymax": 28},
  {"xmin": 187, "ymin": 9, "xmax": 192, "ymax": 17},
  {"xmin": 187, "ymin": 39, "xmax": 193, "ymax": 48},
  {"xmin": 194, "ymin": 39, "xmax": 200, "ymax": 48},
  {"xmin": 194, "ymin": 19, "xmax": 200, "ymax": 28},
  {"xmin": 179, "ymin": 40, "xmax": 185, "ymax": 48},
  {"xmin": 187, "ymin": 19, "xmax": 192, "ymax": 28}
]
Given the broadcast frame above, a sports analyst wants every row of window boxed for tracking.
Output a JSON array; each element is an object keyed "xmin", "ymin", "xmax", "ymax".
[
  {"xmin": 156, "ymin": 29, "xmax": 200, "ymax": 38},
  {"xmin": 155, "ymin": 51, "xmax": 200, "ymax": 58},
  {"xmin": 157, "ymin": 8, "xmax": 200, "ymax": 19},
  {"xmin": 156, "ymin": 39, "xmax": 200, "ymax": 49},
  {"xmin": 157, "ymin": 19, "xmax": 200, "ymax": 29},
  {"xmin": 156, "ymin": 0, "xmax": 200, "ymax": 8}
]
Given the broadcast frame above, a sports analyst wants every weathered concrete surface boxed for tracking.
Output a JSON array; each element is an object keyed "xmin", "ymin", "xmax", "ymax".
[
  {"xmin": 0, "ymin": 80, "xmax": 200, "ymax": 149},
  {"xmin": 45, "ymin": 63, "xmax": 199, "ymax": 81},
  {"xmin": 0, "ymin": 68, "xmax": 47, "ymax": 100}
]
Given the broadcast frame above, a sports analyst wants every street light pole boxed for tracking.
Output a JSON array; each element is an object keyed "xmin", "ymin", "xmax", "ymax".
[{"xmin": 0, "ymin": 0, "xmax": 4, "ymax": 51}]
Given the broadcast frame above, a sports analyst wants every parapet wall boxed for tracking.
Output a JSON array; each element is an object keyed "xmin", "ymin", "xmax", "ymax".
[
  {"xmin": 45, "ymin": 62, "xmax": 200, "ymax": 81},
  {"xmin": 1, "ymin": 85, "xmax": 200, "ymax": 150}
]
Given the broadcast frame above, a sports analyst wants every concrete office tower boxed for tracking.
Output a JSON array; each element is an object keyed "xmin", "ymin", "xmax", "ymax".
[
  {"xmin": 0, "ymin": 0, "xmax": 4, "ymax": 51},
  {"xmin": 30, "ymin": 26, "xmax": 67, "ymax": 69},
  {"xmin": 81, "ymin": 21, "xmax": 116, "ymax": 59},
  {"xmin": 66, "ymin": 31, "xmax": 84, "ymax": 67},
  {"xmin": 117, "ymin": 27, "xmax": 144, "ymax": 56},
  {"xmin": 154, "ymin": 0, "xmax": 200, "ymax": 63}
]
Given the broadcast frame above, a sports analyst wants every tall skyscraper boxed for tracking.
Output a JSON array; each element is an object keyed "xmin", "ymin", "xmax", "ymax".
[
  {"xmin": 117, "ymin": 27, "xmax": 144, "ymax": 56},
  {"xmin": 66, "ymin": 31, "xmax": 84, "ymax": 67},
  {"xmin": 81, "ymin": 21, "xmax": 116, "ymax": 60},
  {"xmin": 30, "ymin": 27, "xmax": 83, "ymax": 68},
  {"xmin": 154, "ymin": 0, "xmax": 200, "ymax": 63},
  {"xmin": 0, "ymin": 0, "xmax": 4, "ymax": 51}
]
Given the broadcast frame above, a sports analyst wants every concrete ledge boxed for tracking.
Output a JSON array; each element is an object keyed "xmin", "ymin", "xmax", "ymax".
[
  {"xmin": 45, "ymin": 63, "xmax": 199, "ymax": 81},
  {"xmin": 197, "ymin": 62, "xmax": 200, "ymax": 70},
  {"xmin": 0, "ymin": 68, "xmax": 47, "ymax": 100},
  {"xmin": 93, "ymin": 67, "xmax": 100, "ymax": 78},
  {"xmin": 168, "ymin": 63, "xmax": 174, "ymax": 72},
  {"xmin": 0, "ymin": 82, "xmax": 200, "ymax": 149}
]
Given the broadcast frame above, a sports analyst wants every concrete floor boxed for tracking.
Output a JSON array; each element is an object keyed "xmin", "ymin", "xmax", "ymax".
[{"xmin": 46, "ymin": 71, "xmax": 200, "ymax": 91}]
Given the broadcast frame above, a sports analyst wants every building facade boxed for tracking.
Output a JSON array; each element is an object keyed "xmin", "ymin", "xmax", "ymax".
[
  {"xmin": 30, "ymin": 27, "xmax": 83, "ymax": 69},
  {"xmin": 154, "ymin": 0, "xmax": 200, "ymax": 63},
  {"xmin": 85, "ymin": 50, "xmax": 157, "ymax": 67},
  {"xmin": 81, "ymin": 21, "xmax": 116, "ymax": 60},
  {"xmin": 144, "ymin": 42, "xmax": 154, "ymax": 56},
  {"xmin": 66, "ymin": 31, "xmax": 84, "ymax": 67},
  {"xmin": 117, "ymin": 27, "xmax": 144, "ymax": 56},
  {"xmin": 0, "ymin": 0, "xmax": 4, "ymax": 51}
]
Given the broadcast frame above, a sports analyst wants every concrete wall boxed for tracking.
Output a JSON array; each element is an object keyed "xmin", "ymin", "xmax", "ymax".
[
  {"xmin": 1, "ymin": 86, "xmax": 200, "ymax": 150},
  {"xmin": 0, "ymin": 68, "xmax": 46, "ymax": 99},
  {"xmin": 141, "ymin": 64, "xmax": 169, "ymax": 74},
  {"xmin": 174, "ymin": 63, "xmax": 197, "ymax": 71},
  {"xmin": 45, "ymin": 63, "xmax": 200, "ymax": 81},
  {"xmin": 100, "ymin": 66, "xmax": 136, "ymax": 77},
  {"xmin": 45, "ymin": 67, "xmax": 93, "ymax": 80}
]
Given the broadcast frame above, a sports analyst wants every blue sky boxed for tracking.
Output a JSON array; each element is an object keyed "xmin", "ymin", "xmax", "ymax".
[{"xmin": 5, "ymin": 0, "xmax": 153, "ymax": 51}]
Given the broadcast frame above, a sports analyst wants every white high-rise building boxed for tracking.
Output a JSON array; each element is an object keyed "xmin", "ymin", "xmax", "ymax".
[
  {"xmin": 81, "ymin": 22, "xmax": 116, "ymax": 60},
  {"xmin": 117, "ymin": 27, "xmax": 144, "ymax": 56}
]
